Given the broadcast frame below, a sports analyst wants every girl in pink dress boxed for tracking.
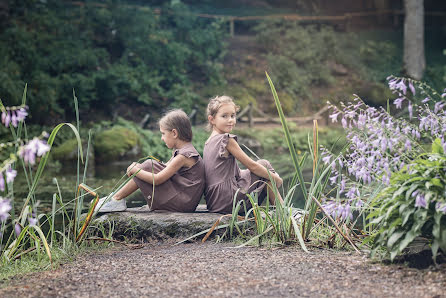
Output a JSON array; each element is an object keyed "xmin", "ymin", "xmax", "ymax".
[
  {"xmin": 95, "ymin": 109, "xmax": 205, "ymax": 213},
  {"xmin": 203, "ymin": 96, "xmax": 283, "ymax": 214}
]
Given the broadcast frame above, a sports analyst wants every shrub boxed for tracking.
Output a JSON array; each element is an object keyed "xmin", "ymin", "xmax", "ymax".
[
  {"xmin": 368, "ymin": 148, "xmax": 446, "ymax": 261},
  {"xmin": 255, "ymin": 21, "xmax": 338, "ymax": 100},
  {"xmin": 323, "ymin": 76, "xmax": 446, "ymax": 260}
]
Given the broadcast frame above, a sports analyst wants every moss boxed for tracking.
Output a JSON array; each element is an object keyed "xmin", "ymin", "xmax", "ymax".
[{"xmin": 94, "ymin": 126, "xmax": 140, "ymax": 161}]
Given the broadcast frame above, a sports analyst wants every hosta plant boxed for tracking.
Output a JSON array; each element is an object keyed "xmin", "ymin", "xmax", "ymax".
[{"xmin": 367, "ymin": 141, "xmax": 446, "ymax": 261}]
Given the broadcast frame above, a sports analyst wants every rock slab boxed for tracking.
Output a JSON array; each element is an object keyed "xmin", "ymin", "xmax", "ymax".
[{"xmin": 93, "ymin": 205, "xmax": 228, "ymax": 241}]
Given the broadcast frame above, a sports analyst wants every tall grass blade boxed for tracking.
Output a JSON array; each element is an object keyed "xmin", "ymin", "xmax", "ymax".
[
  {"xmin": 19, "ymin": 123, "xmax": 83, "ymax": 217},
  {"xmin": 266, "ymin": 72, "xmax": 307, "ymax": 201}
]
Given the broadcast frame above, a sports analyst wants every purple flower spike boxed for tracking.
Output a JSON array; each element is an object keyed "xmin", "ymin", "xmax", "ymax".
[
  {"xmin": 0, "ymin": 197, "xmax": 12, "ymax": 222},
  {"xmin": 422, "ymin": 97, "xmax": 430, "ymax": 103}
]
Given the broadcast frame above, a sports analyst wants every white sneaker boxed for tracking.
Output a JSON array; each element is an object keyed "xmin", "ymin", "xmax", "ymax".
[{"xmin": 94, "ymin": 196, "xmax": 127, "ymax": 213}]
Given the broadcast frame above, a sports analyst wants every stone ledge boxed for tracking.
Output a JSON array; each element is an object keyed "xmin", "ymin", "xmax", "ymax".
[{"xmin": 93, "ymin": 205, "xmax": 228, "ymax": 242}]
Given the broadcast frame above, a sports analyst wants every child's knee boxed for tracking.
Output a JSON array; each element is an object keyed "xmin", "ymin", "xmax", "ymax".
[{"xmin": 257, "ymin": 159, "xmax": 272, "ymax": 170}]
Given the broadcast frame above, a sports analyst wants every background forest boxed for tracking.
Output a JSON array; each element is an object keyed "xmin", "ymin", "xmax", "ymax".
[{"xmin": 0, "ymin": 0, "xmax": 445, "ymax": 127}]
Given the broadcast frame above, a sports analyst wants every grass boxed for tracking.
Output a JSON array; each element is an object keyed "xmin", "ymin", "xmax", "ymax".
[{"xmin": 0, "ymin": 240, "xmax": 113, "ymax": 283}]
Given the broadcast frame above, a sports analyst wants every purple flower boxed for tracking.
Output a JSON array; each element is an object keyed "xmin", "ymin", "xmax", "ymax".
[
  {"xmin": 408, "ymin": 81, "xmax": 416, "ymax": 95},
  {"xmin": 19, "ymin": 137, "xmax": 51, "ymax": 165},
  {"xmin": 422, "ymin": 97, "xmax": 430, "ymax": 103},
  {"xmin": 341, "ymin": 117, "xmax": 347, "ymax": 128},
  {"xmin": 396, "ymin": 79, "xmax": 407, "ymax": 95},
  {"xmin": 3, "ymin": 111, "xmax": 11, "ymax": 127},
  {"xmin": 10, "ymin": 111, "xmax": 18, "ymax": 127},
  {"xmin": 434, "ymin": 102, "xmax": 445, "ymax": 114},
  {"xmin": 28, "ymin": 217, "xmax": 38, "ymax": 227},
  {"xmin": 413, "ymin": 191, "xmax": 427, "ymax": 208},
  {"xmin": 0, "ymin": 198, "xmax": 12, "ymax": 222},
  {"xmin": 339, "ymin": 178, "xmax": 346, "ymax": 194},
  {"xmin": 329, "ymin": 175, "xmax": 338, "ymax": 185},
  {"xmin": 16, "ymin": 107, "xmax": 28, "ymax": 122},
  {"xmin": 393, "ymin": 97, "xmax": 404, "ymax": 109},
  {"xmin": 329, "ymin": 112, "xmax": 340, "ymax": 123},
  {"xmin": 14, "ymin": 223, "xmax": 21, "ymax": 237},
  {"xmin": 405, "ymin": 139, "xmax": 411, "ymax": 151},
  {"xmin": 5, "ymin": 167, "xmax": 17, "ymax": 184}
]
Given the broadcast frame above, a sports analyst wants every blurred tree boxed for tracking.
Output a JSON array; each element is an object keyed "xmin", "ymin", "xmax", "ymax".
[{"xmin": 403, "ymin": 0, "xmax": 425, "ymax": 80}]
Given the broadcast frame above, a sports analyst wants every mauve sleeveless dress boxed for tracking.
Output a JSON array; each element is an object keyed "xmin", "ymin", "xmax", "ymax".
[
  {"xmin": 203, "ymin": 133, "xmax": 276, "ymax": 214},
  {"xmin": 133, "ymin": 143, "xmax": 205, "ymax": 212}
]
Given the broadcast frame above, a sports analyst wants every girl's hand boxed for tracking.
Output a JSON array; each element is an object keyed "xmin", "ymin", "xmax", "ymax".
[{"xmin": 127, "ymin": 162, "xmax": 141, "ymax": 177}]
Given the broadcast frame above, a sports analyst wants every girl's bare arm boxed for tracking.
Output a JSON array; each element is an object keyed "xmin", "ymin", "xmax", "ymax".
[
  {"xmin": 127, "ymin": 155, "xmax": 188, "ymax": 185},
  {"xmin": 226, "ymin": 138, "xmax": 283, "ymax": 187}
]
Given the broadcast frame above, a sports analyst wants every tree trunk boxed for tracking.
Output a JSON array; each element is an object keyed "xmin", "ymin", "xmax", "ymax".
[{"xmin": 403, "ymin": 0, "xmax": 425, "ymax": 80}]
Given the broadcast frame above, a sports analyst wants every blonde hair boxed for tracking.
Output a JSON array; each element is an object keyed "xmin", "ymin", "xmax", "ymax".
[
  {"xmin": 206, "ymin": 95, "xmax": 240, "ymax": 131},
  {"xmin": 158, "ymin": 109, "xmax": 193, "ymax": 142}
]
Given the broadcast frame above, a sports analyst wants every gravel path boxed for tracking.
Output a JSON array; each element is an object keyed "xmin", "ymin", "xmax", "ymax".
[{"xmin": 1, "ymin": 241, "xmax": 445, "ymax": 297}]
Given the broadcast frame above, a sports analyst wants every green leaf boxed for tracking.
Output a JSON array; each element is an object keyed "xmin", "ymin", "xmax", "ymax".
[
  {"xmin": 387, "ymin": 230, "xmax": 405, "ymax": 248},
  {"xmin": 432, "ymin": 138, "xmax": 444, "ymax": 154}
]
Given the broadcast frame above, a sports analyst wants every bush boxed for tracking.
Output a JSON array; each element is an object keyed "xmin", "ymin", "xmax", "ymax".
[
  {"xmin": 0, "ymin": 0, "xmax": 226, "ymax": 124},
  {"xmin": 255, "ymin": 21, "xmax": 338, "ymax": 100},
  {"xmin": 369, "ymin": 148, "xmax": 446, "ymax": 261}
]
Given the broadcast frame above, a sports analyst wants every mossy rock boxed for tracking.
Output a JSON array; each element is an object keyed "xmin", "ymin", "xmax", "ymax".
[
  {"xmin": 94, "ymin": 126, "xmax": 140, "ymax": 163},
  {"xmin": 52, "ymin": 138, "xmax": 94, "ymax": 163}
]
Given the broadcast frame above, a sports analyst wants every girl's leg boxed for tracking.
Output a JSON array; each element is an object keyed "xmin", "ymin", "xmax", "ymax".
[
  {"xmin": 265, "ymin": 181, "xmax": 283, "ymax": 205},
  {"xmin": 113, "ymin": 179, "xmax": 139, "ymax": 200}
]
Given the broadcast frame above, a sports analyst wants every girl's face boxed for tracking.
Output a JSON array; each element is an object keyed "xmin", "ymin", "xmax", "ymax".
[
  {"xmin": 209, "ymin": 103, "xmax": 236, "ymax": 134},
  {"xmin": 160, "ymin": 126, "xmax": 177, "ymax": 149}
]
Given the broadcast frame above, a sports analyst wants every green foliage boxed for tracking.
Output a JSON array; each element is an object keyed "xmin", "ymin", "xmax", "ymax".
[
  {"xmin": 359, "ymin": 40, "xmax": 401, "ymax": 82},
  {"xmin": 367, "ymin": 151, "xmax": 446, "ymax": 261},
  {"xmin": 255, "ymin": 21, "xmax": 338, "ymax": 101},
  {"xmin": 0, "ymin": 1, "xmax": 226, "ymax": 123}
]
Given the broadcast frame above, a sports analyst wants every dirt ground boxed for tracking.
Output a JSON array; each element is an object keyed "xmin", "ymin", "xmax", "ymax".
[{"xmin": 1, "ymin": 240, "xmax": 445, "ymax": 298}]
